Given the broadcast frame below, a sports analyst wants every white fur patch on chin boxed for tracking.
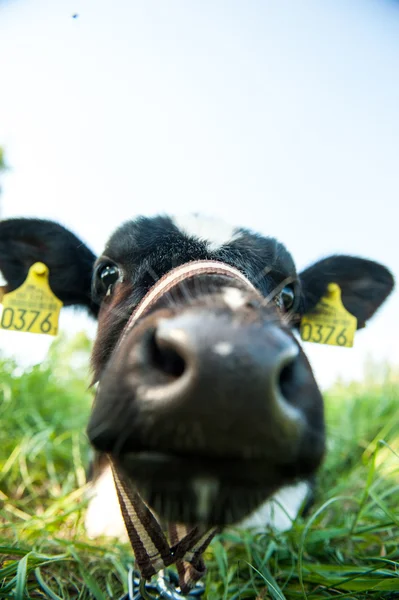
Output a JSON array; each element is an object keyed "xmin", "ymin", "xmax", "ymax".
[
  {"xmin": 172, "ymin": 213, "xmax": 239, "ymax": 251},
  {"xmin": 0, "ymin": 270, "xmax": 8, "ymax": 287},
  {"xmin": 192, "ymin": 476, "xmax": 219, "ymax": 522},
  {"xmin": 236, "ymin": 481, "xmax": 310, "ymax": 533},
  {"xmin": 85, "ymin": 464, "xmax": 128, "ymax": 541}
]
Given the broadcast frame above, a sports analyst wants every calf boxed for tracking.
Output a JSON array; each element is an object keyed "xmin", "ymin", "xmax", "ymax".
[{"xmin": 0, "ymin": 214, "xmax": 394, "ymax": 562}]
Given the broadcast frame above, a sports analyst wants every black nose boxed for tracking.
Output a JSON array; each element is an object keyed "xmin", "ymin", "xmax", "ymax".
[
  {"xmin": 88, "ymin": 310, "xmax": 312, "ymax": 460},
  {"xmin": 146, "ymin": 314, "xmax": 302, "ymax": 429}
]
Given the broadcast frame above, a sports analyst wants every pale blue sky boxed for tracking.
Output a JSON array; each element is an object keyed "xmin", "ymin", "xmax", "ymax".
[{"xmin": 0, "ymin": 0, "xmax": 398, "ymax": 388}]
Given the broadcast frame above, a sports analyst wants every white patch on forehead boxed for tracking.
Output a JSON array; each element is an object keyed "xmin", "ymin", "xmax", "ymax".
[
  {"xmin": 172, "ymin": 213, "xmax": 239, "ymax": 251},
  {"xmin": 0, "ymin": 270, "xmax": 8, "ymax": 287},
  {"xmin": 213, "ymin": 342, "xmax": 233, "ymax": 356},
  {"xmin": 192, "ymin": 477, "xmax": 219, "ymax": 521},
  {"xmin": 223, "ymin": 287, "xmax": 246, "ymax": 310},
  {"xmin": 236, "ymin": 481, "xmax": 310, "ymax": 533}
]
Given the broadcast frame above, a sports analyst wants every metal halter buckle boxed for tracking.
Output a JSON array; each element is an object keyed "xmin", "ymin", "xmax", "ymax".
[{"xmin": 120, "ymin": 567, "xmax": 205, "ymax": 600}]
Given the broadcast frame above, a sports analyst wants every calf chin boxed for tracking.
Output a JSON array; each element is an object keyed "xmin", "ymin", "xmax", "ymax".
[{"xmin": 84, "ymin": 459, "xmax": 314, "ymax": 538}]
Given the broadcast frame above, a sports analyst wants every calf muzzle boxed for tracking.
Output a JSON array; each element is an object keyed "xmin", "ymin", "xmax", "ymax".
[{"xmin": 87, "ymin": 262, "xmax": 325, "ymax": 525}]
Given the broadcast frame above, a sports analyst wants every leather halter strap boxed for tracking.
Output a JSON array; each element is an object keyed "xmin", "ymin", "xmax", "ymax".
[{"xmin": 109, "ymin": 260, "xmax": 259, "ymax": 594}]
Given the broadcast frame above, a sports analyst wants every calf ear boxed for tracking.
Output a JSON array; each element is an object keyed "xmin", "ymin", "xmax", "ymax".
[
  {"xmin": 299, "ymin": 256, "xmax": 394, "ymax": 329},
  {"xmin": 0, "ymin": 218, "xmax": 98, "ymax": 317}
]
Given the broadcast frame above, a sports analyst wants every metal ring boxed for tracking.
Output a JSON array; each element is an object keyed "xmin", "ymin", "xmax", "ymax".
[
  {"xmin": 120, "ymin": 567, "xmax": 159, "ymax": 600},
  {"xmin": 121, "ymin": 567, "xmax": 205, "ymax": 600},
  {"xmin": 155, "ymin": 570, "xmax": 205, "ymax": 598}
]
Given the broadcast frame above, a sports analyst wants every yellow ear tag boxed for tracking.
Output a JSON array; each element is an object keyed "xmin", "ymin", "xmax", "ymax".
[
  {"xmin": 0, "ymin": 262, "xmax": 63, "ymax": 336},
  {"xmin": 300, "ymin": 283, "xmax": 357, "ymax": 348}
]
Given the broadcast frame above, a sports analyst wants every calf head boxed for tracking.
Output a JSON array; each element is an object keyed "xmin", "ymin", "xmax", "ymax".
[{"xmin": 0, "ymin": 215, "xmax": 394, "ymax": 526}]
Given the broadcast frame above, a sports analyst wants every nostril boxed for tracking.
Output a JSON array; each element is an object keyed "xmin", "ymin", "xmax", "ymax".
[
  {"xmin": 148, "ymin": 330, "xmax": 186, "ymax": 378},
  {"xmin": 277, "ymin": 355, "xmax": 301, "ymax": 405}
]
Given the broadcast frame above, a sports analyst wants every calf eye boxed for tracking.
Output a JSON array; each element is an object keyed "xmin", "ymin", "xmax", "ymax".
[
  {"xmin": 280, "ymin": 285, "xmax": 295, "ymax": 310},
  {"xmin": 94, "ymin": 263, "xmax": 121, "ymax": 297}
]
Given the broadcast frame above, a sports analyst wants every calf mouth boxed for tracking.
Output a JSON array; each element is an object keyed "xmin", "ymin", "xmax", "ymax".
[{"xmin": 112, "ymin": 449, "xmax": 313, "ymax": 526}]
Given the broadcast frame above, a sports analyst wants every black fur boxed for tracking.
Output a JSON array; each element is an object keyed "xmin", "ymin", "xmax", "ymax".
[{"xmin": 99, "ymin": 215, "xmax": 300, "ymax": 311}]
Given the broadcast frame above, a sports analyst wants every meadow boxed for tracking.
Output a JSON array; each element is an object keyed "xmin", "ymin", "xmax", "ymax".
[{"xmin": 0, "ymin": 333, "xmax": 398, "ymax": 599}]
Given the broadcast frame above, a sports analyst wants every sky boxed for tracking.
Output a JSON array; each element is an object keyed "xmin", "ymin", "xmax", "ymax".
[{"xmin": 0, "ymin": 0, "xmax": 398, "ymax": 389}]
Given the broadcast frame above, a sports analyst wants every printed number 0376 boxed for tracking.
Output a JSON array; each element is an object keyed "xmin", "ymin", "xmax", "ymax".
[
  {"xmin": 301, "ymin": 323, "xmax": 347, "ymax": 346},
  {"xmin": 0, "ymin": 307, "xmax": 53, "ymax": 333}
]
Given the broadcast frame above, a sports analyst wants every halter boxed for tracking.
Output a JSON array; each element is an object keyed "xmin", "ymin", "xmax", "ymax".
[{"xmin": 106, "ymin": 260, "xmax": 261, "ymax": 597}]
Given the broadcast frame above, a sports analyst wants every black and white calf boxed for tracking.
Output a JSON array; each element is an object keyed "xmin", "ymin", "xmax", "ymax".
[{"xmin": 0, "ymin": 214, "xmax": 394, "ymax": 535}]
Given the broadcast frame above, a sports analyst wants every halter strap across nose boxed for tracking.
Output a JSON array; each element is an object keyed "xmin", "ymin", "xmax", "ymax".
[
  {"xmin": 108, "ymin": 261, "xmax": 260, "ymax": 595},
  {"xmin": 117, "ymin": 259, "xmax": 259, "ymax": 351}
]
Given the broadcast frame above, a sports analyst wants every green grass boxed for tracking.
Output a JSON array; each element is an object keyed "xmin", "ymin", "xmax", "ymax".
[{"xmin": 1, "ymin": 334, "xmax": 398, "ymax": 599}]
